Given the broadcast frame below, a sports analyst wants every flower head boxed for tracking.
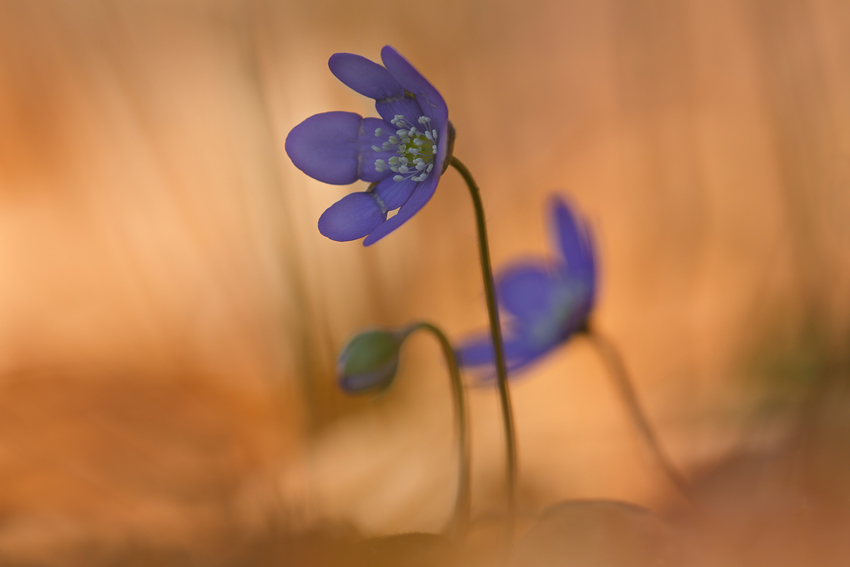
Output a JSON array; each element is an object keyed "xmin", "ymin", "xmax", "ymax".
[
  {"xmin": 285, "ymin": 46, "xmax": 452, "ymax": 246},
  {"xmin": 457, "ymin": 196, "xmax": 597, "ymax": 377}
]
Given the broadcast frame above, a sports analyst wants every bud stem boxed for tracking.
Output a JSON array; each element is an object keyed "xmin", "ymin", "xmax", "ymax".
[{"xmin": 408, "ymin": 322, "xmax": 471, "ymax": 539}]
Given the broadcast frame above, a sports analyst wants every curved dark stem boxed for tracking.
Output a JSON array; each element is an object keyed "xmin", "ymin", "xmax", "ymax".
[
  {"xmin": 449, "ymin": 156, "xmax": 517, "ymax": 539},
  {"xmin": 409, "ymin": 322, "xmax": 471, "ymax": 539},
  {"xmin": 584, "ymin": 327, "xmax": 691, "ymax": 497}
]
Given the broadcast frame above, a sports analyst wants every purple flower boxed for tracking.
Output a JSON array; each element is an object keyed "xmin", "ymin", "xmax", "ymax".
[
  {"xmin": 285, "ymin": 46, "xmax": 451, "ymax": 246},
  {"xmin": 457, "ymin": 196, "xmax": 597, "ymax": 376}
]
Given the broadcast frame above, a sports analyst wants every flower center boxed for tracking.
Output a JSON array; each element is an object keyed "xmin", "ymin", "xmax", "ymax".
[{"xmin": 372, "ymin": 115, "xmax": 439, "ymax": 183}]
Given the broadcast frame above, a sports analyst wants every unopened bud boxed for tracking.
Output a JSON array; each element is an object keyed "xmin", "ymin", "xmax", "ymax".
[{"xmin": 337, "ymin": 329, "xmax": 404, "ymax": 394}]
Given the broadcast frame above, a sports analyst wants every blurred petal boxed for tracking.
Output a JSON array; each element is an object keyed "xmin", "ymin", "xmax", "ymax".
[
  {"xmin": 381, "ymin": 46, "xmax": 448, "ymax": 127},
  {"xmin": 318, "ymin": 192, "xmax": 386, "ymax": 242},
  {"xmin": 455, "ymin": 333, "xmax": 547, "ymax": 376},
  {"xmin": 551, "ymin": 268, "xmax": 595, "ymax": 324},
  {"xmin": 496, "ymin": 262, "xmax": 558, "ymax": 320},
  {"xmin": 551, "ymin": 197, "xmax": 586, "ymax": 269},
  {"xmin": 458, "ymin": 198, "xmax": 599, "ymax": 380},
  {"xmin": 455, "ymin": 334, "xmax": 501, "ymax": 367},
  {"xmin": 329, "ymin": 53, "xmax": 402, "ymax": 100},
  {"xmin": 513, "ymin": 278, "xmax": 584, "ymax": 348},
  {"xmin": 551, "ymin": 197, "xmax": 598, "ymax": 309},
  {"xmin": 579, "ymin": 222, "xmax": 598, "ymax": 296},
  {"xmin": 285, "ymin": 111, "xmax": 363, "ymax": 185},
  {"xmin": 361, "ymin": 174, "xmax": 439, "ymax": 246}
]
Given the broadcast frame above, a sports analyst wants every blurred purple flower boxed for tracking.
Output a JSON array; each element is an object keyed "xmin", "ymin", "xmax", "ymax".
[
  {"xmin": 285, "ymin": 46, "xmax": 451, "ymax": 246},
  {"xmin": 457, "ymin": 196, "xmax": 597, "ymax": 376}
]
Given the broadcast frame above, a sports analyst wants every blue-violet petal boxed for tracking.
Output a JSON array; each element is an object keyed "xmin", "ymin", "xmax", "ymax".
[
  {"xmin": 329, "ymin": 53, "xmax": 403, "ymax": 100},
  {"xmin": 552, "ymin": 196, "xmax": 594, "ymax": 275},
  {"xmin": 456, "ymin": 333, "xmax": 546, "ymax": 374},
  {"xmin": 381, "ymin": 46, "xmax": 448, "ymax": 127},
  {"xmin": 318, "ymin": 192, "xmax": 387, "ymax": 242},
  {"xmin": 285, "ymin": 111, "xmax": 363, "ymax": 185},
  {"xmin": 372, "ymin": 175, "xmax": 418, "ymax": 211},
  {"xmin": 496, "ymin": 262, "xmax": 559, "ymax": 321},
  {"xmin": 362, "ymin": 174, "xmax": 439, "ymax": 246}
]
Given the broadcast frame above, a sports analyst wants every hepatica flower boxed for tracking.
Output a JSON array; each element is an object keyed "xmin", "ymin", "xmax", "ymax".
[
  {"xmin": 285, "ymin": 46, "xmax": 451, "ymax": 245},
  {"xmin": 457, "ymin": 197, "xmax": 597, "ymax": 376}
]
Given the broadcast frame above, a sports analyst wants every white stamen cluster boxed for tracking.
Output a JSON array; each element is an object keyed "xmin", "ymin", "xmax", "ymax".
[{"xmin": 373, "ymin": 115, "xmax": 439, "ymax": 183}]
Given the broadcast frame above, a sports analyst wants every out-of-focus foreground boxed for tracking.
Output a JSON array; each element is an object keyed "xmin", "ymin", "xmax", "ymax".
[{"xmin": 0, "ymin": 0, "xmax": 849, "ymax": 565}]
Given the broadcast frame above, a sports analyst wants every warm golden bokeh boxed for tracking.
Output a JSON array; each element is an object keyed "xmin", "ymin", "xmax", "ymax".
[{"xmin": 0, "ymin": 0, "xmax": 848, "ymax": 564}]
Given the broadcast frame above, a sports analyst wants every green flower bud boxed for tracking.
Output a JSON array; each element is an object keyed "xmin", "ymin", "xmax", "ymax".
[{"xmin": 337, "ymin": 329, "xmax": 406, "ymax": 394}]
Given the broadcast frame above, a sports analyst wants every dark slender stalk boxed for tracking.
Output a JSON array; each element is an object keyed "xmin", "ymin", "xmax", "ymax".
[
  {"xmin": 449, "ymin": 156, "xmax": 517, "ymax": 538},
  {"xmin": 409, "ymin": 322, "xmax": 471, "ymax": 538},
  {"xmin": 584, "ymin": 328, "xmax": 690, "ymax": 497}
]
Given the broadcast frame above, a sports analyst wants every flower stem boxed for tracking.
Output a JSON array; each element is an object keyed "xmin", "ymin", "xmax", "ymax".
[
  {"xmin": 409, "ymin": 322, "xmax": 471, "ymax": 538},
  {"xmin": 584, "ymin": 327, "xmax": 690, "ymax": 497},
  {"xmin": 449, "ymin": 156, "xmax": 517, "ymax": 538}
]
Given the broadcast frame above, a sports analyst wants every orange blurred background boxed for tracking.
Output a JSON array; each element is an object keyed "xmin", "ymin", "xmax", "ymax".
[{"xmin": 0, "ymin": 0, "xmax": 849, "ymax": 564}]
